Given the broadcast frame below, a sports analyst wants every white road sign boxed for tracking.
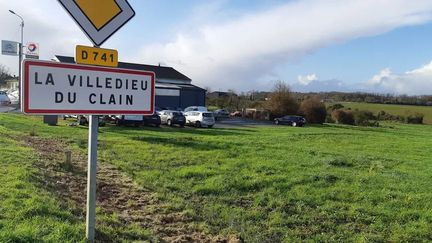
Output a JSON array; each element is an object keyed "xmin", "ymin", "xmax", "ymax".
[
  {"xmin": 57, "ymin": 0, "xmax": 135, "ymax": 47},
  {"xmin": 22, "ymin": 59, "xmax": 155, "ymax": 115},
  {"xmin": 1, "ymin": 40, "xmax": 18, "ymax": 56}
]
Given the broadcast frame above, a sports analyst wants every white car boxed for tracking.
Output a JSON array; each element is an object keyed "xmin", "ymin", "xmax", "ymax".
[
  {"xmin": 0, "ymin": 91, "xmax": 11, "ymax": 106},
  {"xmin": 185, "ymin": 111, "xmax": 215, "ymax": 128},
  {"xmin": 184, "ymin": 106, "xmax": 208, "ymax": 112},
  {"xmin": 7, "ymin": 90, "xmax": 19, "ymax": 105}
]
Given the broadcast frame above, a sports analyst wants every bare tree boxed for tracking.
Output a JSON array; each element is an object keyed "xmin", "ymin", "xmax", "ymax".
[
  {"xmin": 204, "ymin": 86, "xmax": 212, "ymax": 95},
  {"xmin": 0, "ymin": 64, "xmax": 12, "ymax": 84},
  {"xmin": 266, "ymin": 81, "xmax": 299, "ymax": 117}
]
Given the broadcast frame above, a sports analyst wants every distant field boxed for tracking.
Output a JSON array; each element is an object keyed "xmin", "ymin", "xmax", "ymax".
[
  {"xmin": 1, "ymin": 114, "xmax": 432, "ymax": 241},
  {"xmin": 338, "ymin": 102, "xmax": 432, "ymax": 124}
]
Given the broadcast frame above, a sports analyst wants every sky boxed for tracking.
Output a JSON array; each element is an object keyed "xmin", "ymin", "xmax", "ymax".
[{"xmin": 1, "ymin": 0, "xmax": 432, "ymax": 95}]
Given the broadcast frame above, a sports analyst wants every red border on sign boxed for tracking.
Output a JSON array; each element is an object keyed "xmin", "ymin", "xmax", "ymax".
[{"xmin": 23, "ymin": 60, "xmax": 155, "ymax": 115}]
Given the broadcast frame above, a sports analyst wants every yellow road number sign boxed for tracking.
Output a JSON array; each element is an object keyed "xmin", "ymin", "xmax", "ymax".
[{"xmin": 75, "ymin": 45, "xmax": 118, "ymax": 67}]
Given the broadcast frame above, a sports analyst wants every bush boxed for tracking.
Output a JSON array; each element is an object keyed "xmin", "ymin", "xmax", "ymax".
[
  {"xmin": 377, "ymin": 110, "xmax": 405, "ymax": 122},
  {"xmin": 406, "ymin": 113, "xmax": 424, "ymax": 124},
  {"xmin": 299, "ymin": 97, "xmax": 327, "ymax": 124},
  {"xmin": 331, "ymin": 109, "xmax": 354, "ymax": 125},
  {"xmin": 353, "ymin": 110, "xmax": 379, "ymax": 127},
  {"xmin": 327, "ymin": 103, "xmax": 344, "ymax": 111}
]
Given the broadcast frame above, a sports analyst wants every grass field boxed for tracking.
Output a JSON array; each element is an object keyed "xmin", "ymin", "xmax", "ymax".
[
  {"xmin": 1, "ymin": 113, "xmax": 432, "ymax": 241},
  {"xmin": 339, "ymin": 102, "xmax": 432, "ymax": 124}
]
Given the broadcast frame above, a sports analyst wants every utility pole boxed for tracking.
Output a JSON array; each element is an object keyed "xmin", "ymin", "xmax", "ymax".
[{"xmin": 9, "ymin": 10, "xmax": 24, "ymax": 107}]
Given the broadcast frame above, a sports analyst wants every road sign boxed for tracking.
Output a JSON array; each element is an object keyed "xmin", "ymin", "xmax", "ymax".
[
  {"xmin": 1, "ymin": 40, "xmax": 18, "ymax": 56},
  {"xmin": 22, "ymin": 59, "xmax": 155, "ymax": 115},
  {"xmin": 76, "ymin": 45, "xmax": 118, "ymax": 67},
  {"xmin": 57, "ymin": 0, "xmax": 135, "ymax": 47},
  {"xmin": 25, "ymin": 42, "xmax": 39, "ymax": 58}
]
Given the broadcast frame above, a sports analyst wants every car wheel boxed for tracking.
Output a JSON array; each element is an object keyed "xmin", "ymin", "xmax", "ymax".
[
  {"xmin": 292, "ymin": 122, "xmax": 297, "ymax": 127},
  {"xmin": 167, "ymin": 119, "xmax": 172, "ymax": 126},
  {"xmin": 195, "ymin": 121, "xmax": 201, "ymax": 128},
  {"xmin": 275, "ymin": 120, "xmax": 279, "ymax": 125}
]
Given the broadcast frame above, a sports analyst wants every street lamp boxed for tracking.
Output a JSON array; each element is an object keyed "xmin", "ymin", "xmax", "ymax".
[{"xmin": 9, "ymin": 9, "xmax": 24, "ymax": 108}]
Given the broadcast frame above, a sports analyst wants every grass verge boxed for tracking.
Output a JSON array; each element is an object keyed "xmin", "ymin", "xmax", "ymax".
[{"xmin": 1, "ymin": 113, "xmax": 432, "ymax": 242}]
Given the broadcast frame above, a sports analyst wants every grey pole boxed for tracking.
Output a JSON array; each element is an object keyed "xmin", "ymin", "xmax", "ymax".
[
  {"xmin": 9, "ymin": 10, "xmax": 24, "ymax": 108},
  {"xmin": 86, "ymin": 115, "xmax": 98, "ymax": 242},
  {"xmin": 86, "ymin": 45, "xmax": 101, "ymax": 242}
]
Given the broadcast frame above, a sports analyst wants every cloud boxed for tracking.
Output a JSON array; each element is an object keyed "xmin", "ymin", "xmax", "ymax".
[
  {"xmin": 297, "ymin": 74, "xmax": 318, "ymax": 85},
  {"xmin": 137, "ymin": 0, "xmax": 432, "ymax": 91},
  {"xmin": 292, "ymin": 62, "xmax": 432, "ymax": 95},
  {"xmin": 291, "ymin": 78, "xmax": 356, "ymax": 93},
  {"xmin": 365, "ymin": 62, "xmax": 432, "ymax": 95}
]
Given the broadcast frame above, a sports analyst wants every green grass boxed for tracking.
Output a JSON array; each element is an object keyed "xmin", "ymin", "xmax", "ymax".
[
  {"xmin": 0, "ymin": 125, "xmax": 84, "ymax": 242},
  {"xmin": 339, "ymin": 102, "xmax": 432, "ymax": 124},
  {"xmin": 1, "ymin": 114, "xmax": 432, "ymax": 242},
  {"xmin": 0, "ymin": 116, "xmax": 152, "ymax": 242}
]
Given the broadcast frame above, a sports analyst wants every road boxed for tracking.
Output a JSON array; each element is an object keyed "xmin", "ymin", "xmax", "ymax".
[
  {"xmin": 215, "ymin": 117, "xmax": 274, "ymax": 128},
  {"xmin": 0, "ymin": 106, "xmax": 16, "ymax": 113}
]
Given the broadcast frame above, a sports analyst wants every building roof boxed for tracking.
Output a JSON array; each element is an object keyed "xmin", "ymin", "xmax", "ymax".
[{"xmin": 55, "ymin": 55, "xmax": 192, "ymax": 81}]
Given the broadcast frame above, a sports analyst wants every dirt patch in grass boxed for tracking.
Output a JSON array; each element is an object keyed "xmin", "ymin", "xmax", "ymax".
[{"xmin": 24, "ymin": 136, "xmax": 237, "ymax": 243}]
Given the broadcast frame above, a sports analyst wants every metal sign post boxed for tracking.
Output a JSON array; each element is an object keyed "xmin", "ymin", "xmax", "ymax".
[
  {"xmin": 86, "ymin": 43, "xmax": 102, "ymax": 242},
  {"xmin": 86, "ymin": 115, "xmax": 98, "ymax": 241}
]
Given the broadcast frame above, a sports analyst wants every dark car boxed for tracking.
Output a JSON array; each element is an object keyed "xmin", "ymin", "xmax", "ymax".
[
  {"xmin": 274, "ymin": 115, "xmax": 306, "ymax": 127},
  {"xmin": 143, "ymin": 113, "xmax": 161, "ymax": 127},
  {"xmin": 159, "ymin": 110, "xmax": 186, "ymax": 127},
  {"xmin": 213, "ymin": 109, "xmax": 230, "ymax": 120},
  {"xmin": 116, "ymin": 115, "xmax": 145, "ymax": 126}
]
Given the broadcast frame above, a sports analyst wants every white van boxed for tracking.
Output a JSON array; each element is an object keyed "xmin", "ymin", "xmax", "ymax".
[
  {"xmin": 184, "ymin": 106, "xmax": 208, "ymax": 112},
  {"xmin": 184, "ymin": 111, "xmax": 215, "ymax": 128}
]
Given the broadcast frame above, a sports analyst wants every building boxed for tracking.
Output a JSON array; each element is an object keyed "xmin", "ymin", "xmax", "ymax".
[
  {"xmin": 54, "ymin": 56, "xmax": 206, "ymax": 109},
  {"xmin": 0, "ymin": 77, "xmax": 19, "ymax": 91}
]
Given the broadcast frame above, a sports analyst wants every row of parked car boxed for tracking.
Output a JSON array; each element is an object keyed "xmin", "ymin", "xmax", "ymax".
[{"xmin": 116, "ymin": 106, "xmax": 216, "ymax": 128}]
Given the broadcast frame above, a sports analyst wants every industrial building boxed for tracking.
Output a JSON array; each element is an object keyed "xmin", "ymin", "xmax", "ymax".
[{"xmin": 55, "ymin": 56, "xmax": 206, "ymax": 110}]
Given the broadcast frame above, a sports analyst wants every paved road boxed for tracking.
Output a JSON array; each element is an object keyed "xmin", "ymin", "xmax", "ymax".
[
  {"xmin": 0, "ymin": 106, "xmax": 15, "ymax": 113},
  {"xmin": 216, "ymin": 117, "xmax": 274, "ymax": 128}
]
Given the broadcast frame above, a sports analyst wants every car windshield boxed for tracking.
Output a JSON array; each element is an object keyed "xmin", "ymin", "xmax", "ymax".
[{"xmin": 202, "ymin": 113, "xmax": 213, "ymax": 117}]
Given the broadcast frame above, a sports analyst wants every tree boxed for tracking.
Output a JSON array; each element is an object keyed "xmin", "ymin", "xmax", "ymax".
[
  {"xmin": 266, "ymin": 81, "xmax": 299, "ymax": 117},
  {"xmin": 0, "ymin": 64, "xmax": 12, "ymax": 84},
  {"xmin": 299, "ymin": 97, "xmax": 327, "ymax": 124}
]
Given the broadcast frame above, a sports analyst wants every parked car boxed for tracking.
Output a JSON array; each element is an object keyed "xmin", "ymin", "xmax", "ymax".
[
  {"xmin": 184, "ymin": 106, "xmax": 208, "ymax": 112},
  {"xmin": 6, "ymin": 90, "xmax": 18, "ymax": 105},
  {"xmin": 159, "ymin": 110, "xmax": 185, "ymax": 127},
  {"xmin": 155, "ymin": 106, "xmax": 162, "ymax": 113},
  {"xmin": 274, "ymin": 115, "xmax": 306, "ymax": 127},
  {"xmin": 213, "ymin": 109, "xmax": 230, "ymax": 120},
  {"xmin": 143, "ymin": 113, "xmax": 161, "ymax": 127},
  {"xmin": 185, "ymin": 111, "xmax": 215, "ymax": 128},
  {"xmin": 0, "ymin": 91, "xmax": 11, "ymax": 106},
  {"xmin": 116, "ymin": 115, "xmax": 144, "ymax": 126}
]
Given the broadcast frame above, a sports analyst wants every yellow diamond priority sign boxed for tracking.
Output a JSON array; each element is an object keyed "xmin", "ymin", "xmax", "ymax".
[{"xmin": 58, "ymin": 0, "xmax": 135, "ymax": 46}]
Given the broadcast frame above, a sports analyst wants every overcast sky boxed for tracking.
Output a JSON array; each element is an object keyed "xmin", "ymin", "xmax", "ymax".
[{"xmin": 1, "ymin": 0, "xmax": 432, "ymax": 95}]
